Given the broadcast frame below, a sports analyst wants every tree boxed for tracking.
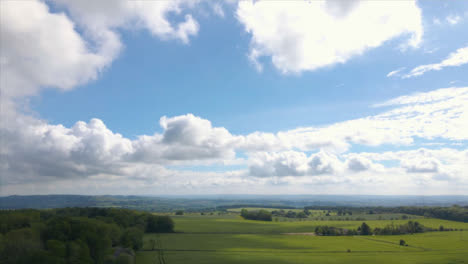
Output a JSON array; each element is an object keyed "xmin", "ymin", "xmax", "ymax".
[
  {"xmin": 66, "ymin": 240, "xmax": 93, "ymax": 264},
  {"xmin": 175, "ymin": 210, "xmax": 184, "ymax": 215},
  {"xmin": 120, "ymin": 228, "xmax": 143, "ymax": 251},
  {"xmin": 399, "ymin": 239, "xmax": 406, "ymax": 246},
  {"xmin": 46, "ymin": 240, "xmax": 66, "ymax": 258},
  {"xmin": 1, "ymin": 228, "xmax": 42, "ymax": 264},
  {"xmin": 297, "ymin": 212, "xmax": 307, "ymax": 218},
  {"xmin": 240, "ymin": 209, "xmax": 272, "ymax": 221},
  {"xmin": 360, "ymin": 222, "xmax": 372, "ymax": 235},
  {"xmin": 286, "ymin": 211, "xmax": 297, "ymax": 218}
]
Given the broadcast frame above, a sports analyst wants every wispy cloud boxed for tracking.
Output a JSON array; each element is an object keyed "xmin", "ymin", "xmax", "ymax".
[
  {"xmin": 386, "ymin": 67, "xmax": 406, "ymax": 78},
  {"xmin": 403, "ymin": 46, "xmax": 468, "ymax": 78},
  {"xmin": 212, "ymin": 3, "xmax": 225, "ymax": 18},
  {"xmin": 446, "ymin": 15, "xmax": 462, "ymax": 25}
]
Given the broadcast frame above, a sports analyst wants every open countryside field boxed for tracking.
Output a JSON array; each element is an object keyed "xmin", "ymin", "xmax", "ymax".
[
  {"xmin": 136, "ymin": 214, "xmax": 468, "ymax": 263},
  {"xmin": 171, "ymin": 214, "xmax": 468, "ymax": 234}
]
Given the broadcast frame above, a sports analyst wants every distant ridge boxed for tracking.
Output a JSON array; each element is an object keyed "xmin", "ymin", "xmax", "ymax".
[{"xmin": 1, "ymin": 194, "xmax": 468, "ymax": 211}]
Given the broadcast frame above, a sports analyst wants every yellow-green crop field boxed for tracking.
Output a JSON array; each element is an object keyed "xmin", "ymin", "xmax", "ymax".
[{"xmin": 137, "ymin": 214, "xmax": 468, "ymax": 263}]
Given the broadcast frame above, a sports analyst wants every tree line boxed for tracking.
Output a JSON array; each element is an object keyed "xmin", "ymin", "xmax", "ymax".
[
  {"xmin": 271, "ymin": 209, "xmax": 308, "ymax": 218},
  {"xmin": 218, "ymin": 204, "xmax": 296, "ymax": 210},
  {"xmin": 0, "ymin": 208, "xmax": 174, "ymax": 264},
  {"xmin": 314, "ymin": 221, "xmax": 434, "ymax": 236},
  {"xmin": 240, "ymin": 209, "xmax": 272, "ymax": 221}
]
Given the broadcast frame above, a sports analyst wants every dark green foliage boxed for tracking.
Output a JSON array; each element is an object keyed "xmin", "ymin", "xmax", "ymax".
[
  {"xmin": 18, "ymin": 250, "xmax": 67, "ymax": 264},
  {"xmin": 296, "ymin": 212, "xmax": 307, "ymax": 218},
  {"xmin": 399, "ymin": 239, "xmax": 406, "ymax": 246},
  {"xmin": 219, "ymin": 204, "xmax": 296, "ymax": 211},
  {"xmin": 240, "ymin": 209, "xmax": 272, "ymax": 221},
  {"xmin": 0, "ymin": 209, "xmax": 40, "ymax": 234},
  {"xmin": 67, "ymin": 239, "xmax": 93, "ymax": 264},
  {"xmin": 121, "ymin": 227, "xmax": 143, "ymax": 250},
  {"xmin": 0, "ymin": 208, "xmax": 174, "ymax": 264},
  {"xmin": 146, "ymin": 215, "xmax": 174, "ymax": 233},
  {"xmin": 0, "ymin": 228, "xmax": 42, "ymax": 264},
  {"xmin": 314, "ymin": 226, "xmax": 347, "ymax": 236},
  {"xmin": 175, "ymin": 210, "xmax": 184, "ymax": 215},
  {"xmin": 314, "ymin": 221, "xmax": 431, "ymax": 237},
  {"xmin": 271, "ymin": 210, "xmax": 308, "ymax": 219},
  {"xmin": 286, "ymin": 211, "xmax": 297, "ymax": 218},
  {"xmin": 373, "ymin": 221, "xmax": 430, "ymax": 235},
  {"xmin": 47, "ymin": 240, "xmax": 67, "ymax": 258},
  {"xmin": 360, "ymin": 222, "xmax": 372, "ymax": 235}
]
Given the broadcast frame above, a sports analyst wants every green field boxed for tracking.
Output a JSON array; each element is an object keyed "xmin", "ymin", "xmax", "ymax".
[
  {"xmin": 172, "ymin": 214, "xmax": 468, "ymax": 233},
  {"xmin": 136, "ymin": 214, "xmax": 468, "ymax": 263}
]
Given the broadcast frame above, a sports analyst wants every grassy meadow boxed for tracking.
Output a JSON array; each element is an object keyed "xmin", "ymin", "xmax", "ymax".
[
  {"xmin": 172, "ymin": 214, "xmax": 467, "ymax": 233},
  {"xmin": 136, "ymin": 211, "xmax": 468, "ymax": 263}
]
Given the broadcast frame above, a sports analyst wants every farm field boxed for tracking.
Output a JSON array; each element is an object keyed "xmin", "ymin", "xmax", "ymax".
[
  {"xmin": 136, "ymin": 214, "xmax": 468, "ymax": 263},
  {"xmin": 172, "ymin": 214, "xmax": 468, "ymax": 234}
]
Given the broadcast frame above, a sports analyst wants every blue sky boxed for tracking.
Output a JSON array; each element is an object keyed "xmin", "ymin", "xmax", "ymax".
[
  {"xmin": 1, "ymin": 0, "xmax": 468, "ymax": 195},
  {"xmin": 32, "ymin": 0, "xmax": 467, "ymax": 137}
]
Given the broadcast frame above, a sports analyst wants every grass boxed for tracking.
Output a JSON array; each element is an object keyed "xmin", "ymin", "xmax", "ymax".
[
  {"xmin": 137, "ymin": 214, "xmax": 468, "ymax": 263},
  {"xmin": 137, "ymin": 232, "xmax": 468, "ymax": 264},
  {"xmin": 172, "ymin": 214, "xmax": 468, "ymax": 234}
]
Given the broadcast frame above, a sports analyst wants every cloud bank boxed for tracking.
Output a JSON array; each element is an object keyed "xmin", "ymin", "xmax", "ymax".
[
  {"xmin": 2, "ymin": 86, "xmax": 467, "ymax": 194},
  {"xmin": 1, "ymin": 0, "xmax": 467, "ymax": 195}
]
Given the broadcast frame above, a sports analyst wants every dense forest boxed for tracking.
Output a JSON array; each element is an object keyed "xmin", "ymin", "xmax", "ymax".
[{"xmin": 0, "ymin": 208, "xmax": 174, "ymax": 264}]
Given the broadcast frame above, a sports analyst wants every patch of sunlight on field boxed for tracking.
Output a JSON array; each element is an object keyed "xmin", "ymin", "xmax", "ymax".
[
  {"xmin": 137, "ymin": 232, "xmax": 468, "ymax": 264},
  {"xmin": 138, "ymin": 215, "xmax": 468, "ymax": 264}
]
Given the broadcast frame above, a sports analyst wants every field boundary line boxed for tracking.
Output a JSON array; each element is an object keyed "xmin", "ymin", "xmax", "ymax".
[{"xmin": 355, "ymin": 236, "xmax": 432, "ymax": 251}]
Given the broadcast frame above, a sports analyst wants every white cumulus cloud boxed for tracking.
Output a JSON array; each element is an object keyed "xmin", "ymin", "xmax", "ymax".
[{"xmin": 237, "ymin": 0, "xmax": 422, "ymax": 73}]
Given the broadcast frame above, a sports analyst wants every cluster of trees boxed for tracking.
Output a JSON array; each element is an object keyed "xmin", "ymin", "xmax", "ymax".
[
  {"xmin": 315, "ymin": 221, "xmax": 430, "ymax": 236},
  {"xmin": 373, "ymin": 221, "xmax": 431, "ymax": 235},
  {"xmin": 0, "ymin": 208, "xmax": 174, "ymax": 264},
  {"xmin": 240, "ymin": 209, "xmax": 272, "ymax": 221},
  {"xmin": 218, "ymin": 205, "xmax": 295, "ymax": 211},
  {"xmin": 271, "ymin": 209, "xmax": 308, "ymax": 219},
  {"xmin": 175, "ymin": 210, "xmax": 184, "ymax": 215},
  {"xmin": 314, "ymin": 226, "xmax": 352, "ymax": 236},
  {"xmin": 336, "ymin": 209, "xmax": 353, "ymax": 216}
]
